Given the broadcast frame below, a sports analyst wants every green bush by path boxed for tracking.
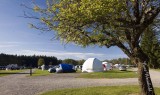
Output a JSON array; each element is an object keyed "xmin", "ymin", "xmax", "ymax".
[
  {"xmin": 77, "ymin": 70, "xmax": 138, "ymax": 79},
  {"xmin": 41, "ymin": 85, "xmax": 160, "ymax": 95}
]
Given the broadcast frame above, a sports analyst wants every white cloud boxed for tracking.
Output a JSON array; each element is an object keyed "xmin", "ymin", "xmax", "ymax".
[
  {"xmin": 14, "ymin": 50, "xmax": 105, "ymax": 60},
  {"xmin": 0, "ymin": 42, "xmax": 20, "ymax": 48},
  {"xmin": 0, "ymin": 41, "xmax": 127, "ymax": 60},
  {"xmin": 0, "ymin": 45, "xmax": 19, "ymax": 48},
  {"xmin": 8, "ymin": 49, "xmax": 126, "ymax": 60}
]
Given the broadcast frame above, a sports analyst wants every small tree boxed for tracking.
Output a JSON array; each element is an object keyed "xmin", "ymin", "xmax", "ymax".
[
  {"xmin": 38, "ymin": 58, "xmax": 45, "ymax": 67},
  {"xmin": 77, "ymin": 59, "xmax": 85, "ymax": 65},
  {"xmin": 30, "ymin": 0, "xmax": 160, "ymax": 94}
]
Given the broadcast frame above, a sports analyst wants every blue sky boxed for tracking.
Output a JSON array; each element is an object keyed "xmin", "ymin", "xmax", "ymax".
[{"xmin": 0, "ymin": 0, "xmax": 127, "ymax": 60}]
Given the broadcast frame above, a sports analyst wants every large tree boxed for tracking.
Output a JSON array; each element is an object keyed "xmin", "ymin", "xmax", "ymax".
[{"xmin": 30, "ymin": 0, "xmax": 160, "ymax": 95}]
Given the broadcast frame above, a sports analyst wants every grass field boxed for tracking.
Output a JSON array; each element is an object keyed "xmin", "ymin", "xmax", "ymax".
[
  {"xmin": 41, "ymin": 85, "xmax": 160, "ymax": 95},
  {"xmin": 32, "ymin": 69, "xmax": 51, "ymax": 76},
  {"xmin": 0, "ymin": 70, "xmax": 26, "ymax": 77},
  {"xmin": 77, "ymin": 70, "xmax": 138, "ymax": 78},
  {"xmin": 31, "ymin": 69, "xmax": 138, "ymax": 78}
]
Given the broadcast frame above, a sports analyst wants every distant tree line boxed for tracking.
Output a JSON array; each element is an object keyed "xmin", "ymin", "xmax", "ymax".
[
  {"xmin": 106, "ymin": 58, "xmax": 132, "ymax": 65},
  {"xmin": 108, "ymin": 56, "xmax": 160, "ymax": 69},
  {"xmin": 1, "ymin": 52, "xmax": 159, "ymax": 69},
  {"xmin": 0, "ymin": 53, "xmax": 60, "ymax": 67},
  {"xmin": 0, "ymin": 54, "xmax": 86, "ymax": 67},
  {"xmin": 62, "ymin": 59, "xmax": 85, "ymax": 65}
]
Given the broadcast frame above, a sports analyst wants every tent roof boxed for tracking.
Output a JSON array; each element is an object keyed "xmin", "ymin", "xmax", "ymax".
[
  {"xmin": 59, "ymin": 64, "xmax": 75, "ymax": 73},
  {"xmin": 82, "ymin": 58, "xmax": 103, "ymax": 72}
]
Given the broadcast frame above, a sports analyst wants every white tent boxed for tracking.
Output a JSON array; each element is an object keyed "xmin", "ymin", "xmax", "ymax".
[
  {"xmin": 82, "ymin": 58, "xmax": 103, "ymax": 73},
  {"xmin": 102, "ymin": 62, "xmax": 113, "ymax": 71},
  {"xmin": 41, "ymin": 64, "xmax": 45, "ymax": 71}
]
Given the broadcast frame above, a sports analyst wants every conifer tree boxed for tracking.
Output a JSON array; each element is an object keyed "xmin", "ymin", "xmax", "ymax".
[{"xmin": 141, "ymin": 29, "xmax": 160, "ymax": 69}]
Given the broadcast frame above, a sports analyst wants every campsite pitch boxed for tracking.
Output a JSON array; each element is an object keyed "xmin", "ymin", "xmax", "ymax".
[
  {"xmin": 31, "ymin": 69, "xmax": 138, "ymax": 78},
  {"xmin": 31, "ymin": 69, "xmax": 51, "ymax": 76},
  {"xmin": 77, "ymin": 70, "xmax": 138, "ymax": 79}
]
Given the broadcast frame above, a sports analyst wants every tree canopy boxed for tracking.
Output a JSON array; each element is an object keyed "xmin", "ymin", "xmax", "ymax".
[
  {"xmin": 32, "ymin": 0, "xmax": 160, "ymax": 59},
  {"xmin": 38, "ymin": 58, "xmax": 45, "ymax": 66},
  {"xmin": 62, "ymin": 58, "xmax": 77, "ymax": 65}
]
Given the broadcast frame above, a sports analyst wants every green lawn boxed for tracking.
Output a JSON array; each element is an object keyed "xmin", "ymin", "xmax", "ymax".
[
  {"xmin": 0, "ymin": 70, "xmax": 26, "ymax": 77},
  {"xmin": 77, "ymin": 70, "xmax": 138, "ymax": 79},
  {"xmin": 32, "ymin": 69, "xmax": 51, "ymax": 76},
  {"xmin": 29, "ymin": 69, "xmax": 138, "ymax": 78},
  {"xmin": 41, "ymin": 85, "xmax": 160, "ymax": 95}
]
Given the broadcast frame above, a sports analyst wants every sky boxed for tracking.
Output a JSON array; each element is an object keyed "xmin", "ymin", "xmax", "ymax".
[{"xmin": 0, "ymin": 0, "xmax": 127, "ymax": 61}]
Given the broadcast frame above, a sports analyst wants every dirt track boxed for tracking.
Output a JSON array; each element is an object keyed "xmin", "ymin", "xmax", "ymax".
[{"xmin": 0, "ymin": 69, "xmax": 159, "ymax": 95}]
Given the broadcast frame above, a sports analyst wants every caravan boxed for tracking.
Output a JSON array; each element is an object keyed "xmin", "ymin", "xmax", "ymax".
[{"xmin": 102, "ymin": 62, "xmax": 113, "ymax": 71}]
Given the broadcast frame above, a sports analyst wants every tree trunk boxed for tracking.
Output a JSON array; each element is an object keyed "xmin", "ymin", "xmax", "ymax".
[
  {"xmin": 119, "ymin": 41, "xmax": 156, "ymax": 95},
  {"xmin": 138, "ymin": 60, "xmax": 155, "ymax": 95}
]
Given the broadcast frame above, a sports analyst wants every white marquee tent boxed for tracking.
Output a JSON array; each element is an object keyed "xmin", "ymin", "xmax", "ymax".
[{"xmin": 82, "ymin": 58, "xmax": 103, "ymax": 73}]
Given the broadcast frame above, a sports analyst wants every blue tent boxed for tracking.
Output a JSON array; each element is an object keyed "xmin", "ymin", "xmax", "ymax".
[{"xmin": 59, "ymin": 64, "xmax": 75, "ymax": 73}]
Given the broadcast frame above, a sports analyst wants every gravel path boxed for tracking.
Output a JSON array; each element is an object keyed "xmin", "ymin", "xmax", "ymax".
[{"xmin": 0, "ymin": 69, "xmax": 160, "ymax": 95}]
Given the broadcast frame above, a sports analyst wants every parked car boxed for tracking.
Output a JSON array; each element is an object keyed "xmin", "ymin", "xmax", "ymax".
[
  {"xmin": 48, "ymin": 65, "xmax": 59, "ymax": 73},
  {"xmin": 119, "ymin": 66, "xmax": 127, "ymax": 71},
  {"xmin": 0, "ymin": 66, "xmax": 6, "ymax": 70},
  {"xmin": 48, "ymin": 67, "xmax": 56, "ymax": 73}
]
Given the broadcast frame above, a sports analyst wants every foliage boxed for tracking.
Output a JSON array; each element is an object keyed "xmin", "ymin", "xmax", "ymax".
[
  {"xmin": 31, "ymin": 0, "xmax": 160, "ymax": 63},
  {"xmin": 108, "ymin": 58, "xmax": 132, "ymax": 65},
  {"xmin": 38, "ymin": 58, "xmax": 45, "ymax": 66},
  {"xmin": 0, "ymin": 53, "xmax": 84, "ymax": 67},
  {"xmin": 57, "ymin": 59, "xmax": 62, "ymax": 64},
  {"xmin": 0, "ymin": 53, "xmax": 59, "ymax": 67},
  {"xmin": 40, "ymin": 86, "xmax": 160, "ymax": 95},
  {"xmin": 77, "ymin": 59, "xmax": 85, "ymax": 65},
  {"xmin": 141, "ymin": 28, "xmax": 160, "ymax": 69},
  {"xmin": 32, "ymin": 0, "xmax": 127, "ymax": 47},
  {"xmin": 62, "ymin": 58, "xmax": 77, "ymax": 65},
  {"xmin": 62, "ymin": 59, "xmax": 85, "ymax": 65}
]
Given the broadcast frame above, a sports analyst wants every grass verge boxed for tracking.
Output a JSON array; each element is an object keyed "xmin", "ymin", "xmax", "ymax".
[
  {"xmin": 40, "ymin": 85, "xmax": 160, "ymax": 95},
  {"xmin": 0, "ymin": 70, "xmax": 26, "ymax": 77},
  {"xmin": 77, "ymin": 70, "xmax": 138, "ymax": 79},
  {"xmin": 32, "ymin": 69, "xmax": 51, "ymax": 76}
]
